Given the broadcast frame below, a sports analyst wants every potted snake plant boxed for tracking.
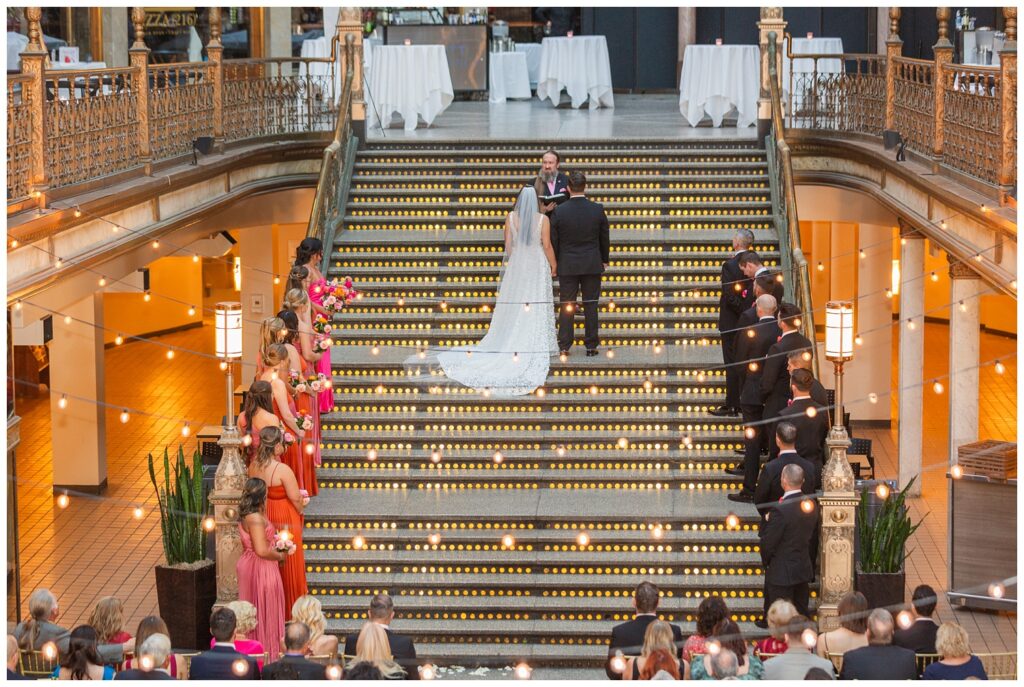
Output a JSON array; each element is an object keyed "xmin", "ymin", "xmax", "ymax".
[
  {"xmin": 855, "ymin": 476, "xmax": 924, "ymax": 610},
  {"xmin": 148, "ymin": 446, "xmax": 216, "ymax": 650}
]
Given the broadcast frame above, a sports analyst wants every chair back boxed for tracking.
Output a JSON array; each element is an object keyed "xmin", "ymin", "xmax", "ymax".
[
  {"xmin": 976, "ymin": 652, "xmax": 1017, "ymax": 680},
  {"xmin": 827, "ymin": 652, "xmax": 845, "ymax": 673},
  {"xmin": 19, "ymin": 649, "xmax": 58, "ymax": 679},
  {"xmin": 915, "ymin": 652, "xmax": 941, "ymax": 675},
  {"xmin": 307, "ymin": 653, "xmax": 338, "ymax": 666}
]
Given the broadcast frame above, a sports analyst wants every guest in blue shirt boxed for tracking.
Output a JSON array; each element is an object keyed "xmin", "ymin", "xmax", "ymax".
[
  {"xmin": 922, "ymin": 622, "xmax": 988, "ymax": 680},
  {"xmin": 51, "ymin": 626, "xmax": 115, "ymax": 680}
]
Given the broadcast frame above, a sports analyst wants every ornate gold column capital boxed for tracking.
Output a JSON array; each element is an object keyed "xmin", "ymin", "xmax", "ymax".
[
  {"xmin": 897, "ymin": 218, "xmax": 924, "ymax": 239},
  {"xmin": 1004, "ymin": 7, "xmax": 1017, "ymax": 47},
  {"xmin": 935, "ymin": 8, "xmax": 953, "ymax": 47},
  {"xmin": 130, "ymin": 7, "xmax": 147, "ymax": 50},
  {"xmin": 888, "ymin": 7, "xmax": 902, "ymax": 42},
  {"xmin": 947, "ymin": 255, "xmax": 980, "ymax": 280},
  {"xmin": 208, "ymin": 7, "xmax": 222, "ymax": 47},
  {"xmin": 24, "ymin": 7, "xmax": 46, "ymax": 53}
]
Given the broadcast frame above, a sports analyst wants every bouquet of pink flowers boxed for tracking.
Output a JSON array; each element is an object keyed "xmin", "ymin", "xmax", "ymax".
[
  {"xmin": 307, "ymin": 372, "xmax": 328, "ymax": 393},
  {"xmin": 315, "ymin": 336, "xmax": 332, "ymax": 353},
  {"xmin": 298, "ymin": 489, "xmax": 311, "ymax": 506},
  {"xmin": 312, "ymin": 312, "xmax": 332, "ymax": 336},
  {"xmin": 323, "ymin": 277, "xmax": 358, "ymax": 315},
  {"xmin": 272, "ymin": 532, "xmax": 297, "ymax": 556},
  {"xmin": 289, "ymin": 370, "xmax": 308, "ymax": 394},
  {"xmin": 283, "ymin": 430, "xmax": 297, "ymax": 447},
  {"xmin": 295, "ymin": 409, "xmax": 314, "ymax": 432}
]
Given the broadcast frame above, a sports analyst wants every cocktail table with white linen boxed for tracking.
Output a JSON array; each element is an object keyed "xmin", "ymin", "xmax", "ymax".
[
  {"xmin": 678, "ymin": 44, "xmax": 759, "ymax": 127},
  {"xmin": 489, "ymin": 51, "xmax": 532, "ymax": 104},
  {"xmin": 365, "ymin": 44, "xmax": 454, "ymax": 132},
  {"xmin": 536, "ymin": 36, "xmax": 614, "ymax": 110}
]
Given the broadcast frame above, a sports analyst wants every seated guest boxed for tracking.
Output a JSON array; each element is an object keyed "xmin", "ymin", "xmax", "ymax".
[
  {"xmin": 114, "ymin": 634, "xmax": 174, "ymax": 680},
  {"xmin": 261, "ymin": 622, "xmax": 327, "ymax": 680},
  {"xmin": 708, "ymin": 649, "xmax": 738, "ymax": 680},
  {"xmin": 8, "ymin": 634, "xmax": 29, "ymax": 680},
  {"xmin": 922, "ymin": 622, "xmax": 988, "ymax": 680},
  {"xmin": 755, "ymin": 599, "xmax": 797, "ymax": 657},
  {"xmin": 620, "ymin": 620, "xmax": 688, "ymax": 680},
  {"xmin": 292, "ymin": 595, "xmax": 340, "ymax": 657},
  {"xmin": 682, "ymin": 596, "xmax": 729, "ymax": 662},
  {"xmin": 14, "ymin": 588, "xmax": 70, "ymax": 654},
  {"xmin": 803, "ymin": 667, "xmax": 833, "ymax": 679},
  {"xmin": 815, "ymin": 591, "xmax": 868, "ymax": 660},
  {"xmin": 753, "ymin": 422, "xmax": 816, "ymax": 519},
  {"xmin": 210, "ymin": 600, "xmax": 265, "ymax": 668},
  {"xmin": 88, "ymin": 597, "xmax": 133, "ymax": 649},
  {"xmin": 352, "ymin": 622, "xmax": 406, "ymax": 680},
  {"xmin": 640, "ymin": 649, "xmax": 683, "ymax": 680},
  {"xmin": 606, "ymin": 581, "xmax": 683, "ymax": 679},
  {"xmin": 838, "ymin": 609, "xmax": 916, "ymax": 680},
  {"xmin": 344, "ymin": 661, "xmax": 383, "ymax": 680},
  {"xmin": 774, "ymin": 369, "xmax": 829, "ymax": 488},
  {"xmin": 893, "ymin": 584, "xmax": 940, "ymax": 655},
  {"xmin": 786, "ymin": 351, "xmax": 829, "ymax": 407},
  {"xmin": 122, "ymin": 616, "xmax": 186, "ymax": 679},
  {"xmin": 534, "ymin": 149, "xmax": 569, "ymax": 215},
  {"xmin": 691, "ymin": 620, "xmax": 763, "ymax": 680},
  {"xmin": 52, "ymin": 626, "xmax": 115, "ymax": 680},
  {"xmin": 763, "ymin": 615, "xmax": 835, "ymax": 680},
  {"xmin": 188, "ymin": 608, "xmax": 260, "ymax": 680},
  {"xmin": 343, "ymin": 594, "xmax": 417, "ymax": 676}
]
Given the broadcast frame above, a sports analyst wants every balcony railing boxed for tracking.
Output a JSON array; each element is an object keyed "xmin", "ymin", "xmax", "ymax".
[
  {"xmin": 7, "ymin": 7, "xmax": 338, "ymax": 210},
  {"xmin": 783, "ymin": 6, "xmax": 1016, "ymax": 202}
]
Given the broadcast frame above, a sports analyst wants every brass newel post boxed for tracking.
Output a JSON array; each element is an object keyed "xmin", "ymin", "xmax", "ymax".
[
  {"xmin": 885, "ymin": 7, "xmax": 903, "ymax": 131},
  {"xmin": 338, "ymin": 8, "xmax": 365, "ymax": 124},
  {"xmin": 129, "ymin": 7, "xmax": 152, "ymax": 176},
  {"xmin": 20, "ymin": 7, "xmax": 49, "ymax": 209},
  {"xmin": 998, "ymin": 7, "xmax": 1017, "ymax": 205},
  {"xmin": 932, "ymin": 8, "xmax": 954, "ymax": 172},
  {"xmin": 207, "ymin": 7, "xmax": 225, "ymax": 152},
  {"xmin": 757, "ymin": 8, "xmax": 787, "ymax": 138}
]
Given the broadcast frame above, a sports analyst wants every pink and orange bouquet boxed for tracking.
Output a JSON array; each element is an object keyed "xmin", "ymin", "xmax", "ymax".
[
  {"xmin": 283, "ymin": 430, "xmax": 297, "ymax": 447},
  {"xmin": 308, "ymin": 372, "xmax": 328, "ymax": 393},
  {"xmin": 295, "ymin": 409, "xmax": 314, "ymax": 432},
  {"xmin": 314, "ymin": 336, "xmax": 332, "ymax": 353},
  {"xmin": 289, "ymin": 370, "xmax": 308, "ymax": 394},
  {"xmin": 312, "ymin": 312, "xmax": 333, "ymax": 336},
  {"xmin": 272, "ymin": 532, "xmax": 297, "ymax": 556},
  {"xmin": 298, "ymin": 489, "xmax": 311, "ymax": 506},
  {"xmin": 323, "ymin": 277, "xmax": 358, "ymax": 314}
]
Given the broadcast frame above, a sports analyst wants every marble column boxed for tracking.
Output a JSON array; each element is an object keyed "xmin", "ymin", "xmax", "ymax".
[
  {"xmin": 947, "ymin": 259, "xmax": 982, "ymax": 466},
  {"xmin": 851, "ymin": 223, "xmax": 894, "ymax": 423},
  {"xmin": 49, "ymin": 293, "xmax": 107, "ymax": 492},
  {"xmin": 897, "ymin": 225, "xmax": 924, "ymax": 497}
]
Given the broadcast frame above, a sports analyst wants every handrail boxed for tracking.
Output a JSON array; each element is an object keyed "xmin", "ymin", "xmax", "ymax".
[
  {"xmin": 307, "ymin": 33, "xmax": 358, "ymax": 276},
  {"xmin": 766, "ymin": 32, "xmax": 819, "ymax": 379}
]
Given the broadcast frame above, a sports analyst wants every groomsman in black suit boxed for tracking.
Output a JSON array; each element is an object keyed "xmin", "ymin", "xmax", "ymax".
[
  {"xmin": 759, "ymin": 303, "xmax": 813, "ymax": 460},
  {"xmin": 758, "ymin": 463, "xmax": 816, "ymax": 624},
  {"xmin": 753, "ymin": 422, "xmax": 816, "ymax": 519},
  {"xmin": 713, "ymin": 229, "xmax": 755, "ymax": 417},
  {"xmin": 727, "ymin": 294, "xmax": 779, "ymax": 503},
  {"xmin": 786, "ymin": 351, "xmax": 829, "ymax": 407},
  {"xmin": 775, "ymin": 369, "xmax": 830, "ymax": 489},
  {"xmin": 605, "ymin": 581, "xmax": 684, "ymax": 679}
]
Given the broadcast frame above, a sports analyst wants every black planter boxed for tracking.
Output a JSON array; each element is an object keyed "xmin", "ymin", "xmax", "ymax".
[
  {"xmin": 855, "ymin": 566, "xmax": 906, "ymax": 611},
  {"xmin": 154, "ymin": 561, "xmax": 217, "ymax": 650}
]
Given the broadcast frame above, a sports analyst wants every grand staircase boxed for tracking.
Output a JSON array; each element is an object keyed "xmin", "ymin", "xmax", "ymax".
[{"xmin": 305, "ymin": 140, "xmax": 796, "ymax": 669}]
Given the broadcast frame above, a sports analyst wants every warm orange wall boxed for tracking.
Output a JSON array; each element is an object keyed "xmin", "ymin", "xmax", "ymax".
[
  {"xmin": 919, "ymin": 239, "xmax": 1017, "ymax": 335},
  {"xmin": 102, "ymin": 256, "xmax": 203, "ymax": 344}
]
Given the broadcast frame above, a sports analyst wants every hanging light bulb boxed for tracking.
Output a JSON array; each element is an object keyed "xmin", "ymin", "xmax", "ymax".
[
  {"xmin": 994, "ymin": 361, "xmax": 1006, "ymax": 375},
  {"xmin": 854, "ymin": 335, "xmax": 863, "ymax": 346},
  {"xmin": 192, "ymin": 253, "xmax": 200, "ymax": 263},
  {"xmin": 371, "ymin": 345, "xmax": 380, "ymax": 355},
  {"xmin": 651, "ymin": 524, "xmax": 664, "ymax": 539},
  {"xmin": 859, "ymin": 249, "xmax": 866, "ymax": 259},
  {"xmin": 617, "ymin": 437, "xmax": 629, "ymax": 449},
  {"xmin": 326, "ymin": 664, "xmax": 342, "ymax": 680},
  {"xmin": 725, "ymin": 513, "xmax": 740, "ymax": 530},
  {"xmin": 535, "ymin": 387, "xmax": 546, "ymax": 398},
  {"xmin": 907, "ymin": 319, "xmax": 916, "ymax": 330},
  {"xmin": 988, "ymin": 582, "xmax": 1006, "ymax": 599},
  {"xmin": 933, "ymin": 381, "xmax": 944, "ymax": 394},
  {"xmin": 512, "ymin": 352, "xmax": 519, "ymax": 363},
  {"xmin": 143, "ymin": 291, "xmax": 152, "ymax": 302},
  {"xmin": 800, "ymin": 499, "xmax": 815, "ymax": 513},
  {"xmin": 492, "ymin": 450, "xmax": 504, "ymax": 464},
  {"xmin": 523, "ymin": 303, "xmax": 531, "ymax": 312},
  {"xmin": 55, "ymin": 257, "xmax": 64, "ymax": 269},
  {"xmin": 56, "ymin": 493, "xmax": 70, "ymax": 509},
  {"xmin": 120, "ymin": 409, "xmax": 130, "ymax": 424},
  {"xmin": 817, "ymin": 262, "xmax": 824, "ymax": 272},
  {"xmin": 63, "ymin": 315, "xmax": 72, "ymax": 325},
  {"xmin": 188, "ymin": 305, "xmax": 196, "ymax": 316},
  {"xmin": 930, "ymin": 271, "xmax": 939, "ymax": 282},
  {"xmin": 556, "ymin": 446, "xmax": 566, "ymax": 457},
  {"xmin": 133, "ymin": 506, "xmax": 145, "ymax": 519},
  {"xmin": 875, "ymin": 483, "xmax": 890, "ymax": 500},
  {"xmin": 940, "ymin": 220, "xmax": 948, "ymax": 229},
  {"xmin": 13, "ymin": 300, "xmax": 22, "ymax": 310},
  {"xmin": 427, "ymin": 533, "xmax": 441, "ymax": 546},
  {"xmin": 166, "ymin": 349, "xmax": 175, "ymax": 360},
  {"xmin": 805, "ymin": 406, "xmax": 818, "ymax": 418},
  {"xmin": 232, "ymin": 659, "xmax": 249, "ymax": 677},
  {"xmin": 366, "ymin": 448, "xmax": 378, "ymax": 462},
  {"xmin": 57, "ymin": 394, "xmax": 68, "ymax": 410},
  {"xmin": 273, "ymin": 275, "xmax": 280, "ymax": 285},
  {"xmin": 181, "ymin": 422, "xmax": 191, "ymax": 437},
  {"xmin": 9, "ymin": 239, "xmax": 17, "ymax": 249},
  {"xmin": 203, "ymin": 516, "xmax": 216, "ymax": 531},
  {"xmin": 98, "ymin": 276, "xmax": 107, "ymax": 287},
  {"xmin": 643, "ymin": 378, "xmax": 653, "ymax": 392},
  {"xmin": 801, "ymin": 628, "xmax": 818, "ymax": 648},
  {"xmin": 397, "ymin": 297, "xmax": 405, "ymax": 307},
  {"xmin": 501, "ymin": 534, "xmax": 515, "ymax": 549},
  {"xmin": 868, "ymin": 392, "xmax": 879, "ymax": 404},
  {"xmin": 576, "ymin": 531, "xmax": 590, "ymax": 547},
  {"xmin": 74, "ymin": 207, "xmax": 83, "ymax": 218},
  {"xmin": 513, "ymin": 663, "xmax": 532, "ymax": 680},
  {"xmin": 884, "ymin": 288, "xmax": 893, "ymax": 299},
  {"xmin": 219, "ymin": 361, "xmax": 228, "ymax": 371},
  {"xmin": 430, "ymin": 449, "xmax": 442, "ymax": 464},
  {"xmin": 950, "ymin": 464, "xmax": 964, "ymax": 479},
  {"xmin": 152, "ymin": 240, "xmax": 160, "ymax": 249},
  {"xmin": 352, "ymin": 535, "xmax": 366, "ymax": 549}
]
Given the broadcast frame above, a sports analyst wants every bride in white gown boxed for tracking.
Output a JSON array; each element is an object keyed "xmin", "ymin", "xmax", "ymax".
[{"xmin": 426, "ymin": 187, "xmax": 559, "ymax": 396}]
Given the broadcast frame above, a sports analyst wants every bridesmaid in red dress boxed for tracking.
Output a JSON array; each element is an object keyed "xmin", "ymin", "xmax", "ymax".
[
  {"xmin": 293, "ymin": 241, "xmax": 334, "ymax": 414},
  {"xmin": 275, "ymin": 309, "xmax": 319, "ymax": 496},
  {"xmin": 236, "ymin": 477, "xmax": 287, "ymax": 661},
  {"xmin": 237, "ymin": 381, "xmax": 280, "ymax": 465},
  {"xmin": 257, "ymin": 343, "xmax": 306, "ymax": 490},
  {"xmin": 247, "ymin": 427, "xmax": 308, "ymax": 618},
  {"xmin": 282, "ymin": 286, "xmax": 326, "ymax": 415}
]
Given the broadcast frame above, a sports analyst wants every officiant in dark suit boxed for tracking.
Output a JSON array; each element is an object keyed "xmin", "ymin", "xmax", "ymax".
[
  {"xmin": 534, "ymin": 149, "xmax": 570, "ymax": 215},
  {"xmin": 551, "ymin": 171, "xmax": 610, "ymax": 357}
]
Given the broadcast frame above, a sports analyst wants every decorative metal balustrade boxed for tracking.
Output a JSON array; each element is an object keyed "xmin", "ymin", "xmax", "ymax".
[
  {"xmin": 782, "ymin": 5, "xmax": 1016, "ymax": 202},
  {"xmin": 7, "ymin": 7, "xmax": 339, "ymax": 208}
]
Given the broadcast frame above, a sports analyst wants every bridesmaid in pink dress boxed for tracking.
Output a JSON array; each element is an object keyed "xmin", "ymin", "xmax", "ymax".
[
  {"xmin": 276, "ymin": 308, "xmax": 320, "ymax": 495},
  {"xmin": 236, "ymin": 477, "xmax": 286, "ymax": 662},
  {"xmin": 237, "ymin": 380, "xmax": 280, "ymax": 466},
  {"xmin": 293, "ymin": 239, "xmax": 334, "ymax": 413},
  {"xmin": 257, "ymin": 344, "xmax": 306, "ymax": 490}
]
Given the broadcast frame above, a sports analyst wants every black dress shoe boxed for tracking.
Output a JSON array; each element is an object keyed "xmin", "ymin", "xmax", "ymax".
[
  {"xmin": 710, "ymin": 405, "xmax": 738, "ymax": 417},
  {"xmin": 725, "ymin": 466, "xmax": 744, "ymax": 477},
  {"xmin": 733, "ymin": 448, "xmax": 746, "ymax": 456},
  {"xmin": 586, "ymin": 349, "xmax": 599, "ymax": 357},
  {"xmin": 727, "ymin": 492, "xmax": 754, "ymax": 503}
]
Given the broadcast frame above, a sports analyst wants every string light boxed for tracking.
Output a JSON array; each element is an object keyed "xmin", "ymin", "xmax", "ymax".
[
  {"xmin": 152, "ymin": 240, "xmax": 160, "ymax": 249},
  {"xmin": 608, "ymin": 300, "xmax": 616, "ymax": 311},
  {"xmin": 119, "ymin": 409, "xmax": 130, "ymax": 424},
  {"xmin": 192, "ymin": 253, "xmax": 199, "ymax": 263},
  {"xmin": 817, "ymin": 262, "xmax": 824, "ymax": 272},
  {"xmin": 371, "ymin": 345, "xmax": 379, "ymax": 356},
  {"xmin": 143, "ymin": 291, "xmax": 152, "ymax": 302},
  {"xmin": 326, "ymin": 664, "xmax": 342, "ymax": 680},
  {"xmin": 56, "ymin": 493, "xmax": 70, "ymax": 509},
  {"xmin": 559, "ymin": 352, "xmax": 568, "ymax": 363},
  {"xmin": 187, "ymin": 305, "xmax": 196, "ymax": 316},
  {"xmin": 139, "ymin": 655, "xmax": 155, "ymax": 671},
  {"xmin": 513, "ymin": 662, "xmax": 532, "ymax": 680},
  {"xmin": 576, "ymin": 531, "xmax": 590, "ymax": 547},
  {"xmin": 725, "ymin": 513, "xmax": 740, "ymax": 530},
  {"xmin": 940, "ymin": 220, "xmax": 948, "ymax": 229},
  {"xmin": 10, "ymin": 239, "xmax": 17, "ymax": 248},
  {"xmin": 610, "ymin": 652, "xmax": 627, "ymax": 674},
  {"xmin": 501, "ymin": 534, "xmax": 515, "ymax": 549},
  {"xmin": 231, "ymin": 659, "xmax": 249, "ymax": 677},
  {"xmin": 304, "ymin": 443, "xmax": 315, "ymax": 455},
  {"xmin": 988, "ymin": 582, "xmax": 1005, "ymax": 599},
  {"xmin": 14, "ymin": 300, "xmax": 22, "ymax": 310},
  {"xmin": 366, "ymin": 448, "xmax": 378, "ymax": 462},
  {"xmin": 564, "ymin": 303, "xmax": 574, "ymax": 313},
  {"xmin": 556, "ymin": 446, "xmax": 566, "ymax": 457},
  {"xmin": 643, "ymin": 378, "xmax": 653, "ymax": 392},
  {"xmin": 512, "ymin": 352, "xmax": 519, "ymax": 363},
  {"xmin": 606, "ymin": 349, "xmax": 615, "ymax": 359},
  {"xmin": 706, "ymin": 639, "xmax": 721, "ymax": 655},
  {"xmin": 55, "ymin": 257, "xmax": 63, "ymax": 269},
  {"xmin": 133, "ymin": 506, "xmax": 145, "ymax": 519},
  {"xmin": 535, "ymin": 387, "xmax": 545, "ymax": 398},
  {"xmin": 868, "ymin": 393, "xmax": 879, "ymax": 404},
  {"xmin": 219, "ymin": 361, "xmax": 228, "ymax": 371},
  {"xmin": 428, "ymin": 533, "xmax": 441, "ymax": 546},
  {"xmin": 744, "ymin": 427, "xmax": 756, "ymax": 440},
  {"xmin": 884, "ymin": 288, "xmax": 893, "ymax": 299},
  {"xmin": 617, "ymin": 437, "xmax": 629, "ymax": 449},
  {"xmin": 950, "ymin": 464, "xmax": 964, "ymax": 479},
  {"xmin": 907, "ymin": 319, "xmax": 916, "ymax": 330},
  {"xmin": 805, "ymin": 406, "xmax": 818, "ymax": 418},
  {"xmin": 419, "ymin": 664, "xmax": 437, "ymax": 680},
  {"xmin": 933, "ymin": 381, "xmax": 944, "ymax": 394},
  {"xmin": 166, "ymin": 350, "xmax": 175, "ymax": 360},
  {"xmin": 430, "ymin": 449, "xmax": 442, "ymax": 464},
  {"xmin": 523, "ymin": 303, "xmax": 530, "ymax": 312},
  {"xmin": 98, "ymin": 276, "xmax": 107, "ymax": 286},
  {"xmin": 875, "ymin": 483, "xmax": 890, "ymax": 500},
  {"xmin": 273, "ymin": 275, "xmax": 280, "ymax": 285},
  {"xmin": 748, "ymin": 362, "xmax": 759, "ymax": 372},
  {"xmin": 896, "ymin": 610, "xmax": 913, "ymax": 629},
  {"xmin": 492, "ymin": 450, "xmax": 504, "ymax": 464},
  {"xmin": 180, "ymin": 421, "xmax": 191, "ymax": 437},
  {"xmin": 57, "ymin": 394, "xmax": 68, "ymax": 410},
  {"xmin": 203, "ymin": 517, "xmax": 216, "ymax": 531},
  {"xmin": 854, "ymin": 335, "xmax": 863, "ymax": 346},
  {"xmin": 74, "ymin": 206, "xmax": 82, "ymax": 218},
  {"xmin": 352, "ymin": 535, "xmax": 366, "ymax": 549},
  {"xmin": 41, "ymin": 642, "xmax": 58, "ymax": 661},
  {"xmin": 958, "ymin": 301, "xmax": 967, "ymax": 312},
  {"xmin": 800, "ymin": 499, "xmax": 815, "ymax": 513},
  {"xmin": 994, "ymin": 361, "xmax": 1006, "ymax": 374},
  {"xmin": 859, "ymin": 249, "xmax": 866, "ymax": 259},
  {"xmin": 801, "ymin": 628, "xmax": 818, "ymax": 648},
  {"xmin": 63, "ymin": 315, "xmax": 72, "ymax": 325},
  {"xmin": 930, "ymin": 272, "xmax": 939, "ymax": 282},
  {"xmin": 651, "ymin": 524, "xmax": 664, "ymax": 539}
]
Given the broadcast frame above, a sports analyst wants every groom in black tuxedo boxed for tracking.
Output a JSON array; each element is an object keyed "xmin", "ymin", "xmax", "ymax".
[{"xmin": 551, "ymin": 171, "xmax": 610, "ymax": 357}]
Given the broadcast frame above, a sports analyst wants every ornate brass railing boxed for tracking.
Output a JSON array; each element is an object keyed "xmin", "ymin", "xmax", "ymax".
[
  {"xmin": 766, "ymin": 33, "xmax": 818, "ymax": 377},
  {"xmin": 7, "ymin": 7, "xmax": 339, "ymax": 209},
  {"xmin": 782, "ymin": 6, "xmax": 1016, "ymax": 203},
  {"xmin": 6, "ymin": 75, "xmax": 35, "ymax": 202},
  {"xmin": 147, "ymin": 62, "xmax": 215, "ymax": 161},
  {"xmin": 307, "ymin": 35, "xmax": 358, "ymax": 275}
]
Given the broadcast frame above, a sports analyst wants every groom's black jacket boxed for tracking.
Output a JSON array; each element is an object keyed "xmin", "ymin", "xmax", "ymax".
[{"xmin": 550, "ymin": 196, "xmax": 610, "ymax": 276}]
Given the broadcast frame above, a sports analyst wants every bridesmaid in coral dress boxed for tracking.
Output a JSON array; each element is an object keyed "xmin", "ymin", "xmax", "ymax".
[
  {"xmin": 237, "ymin": 380, "xmax": 280, "ymax": 465},
  {"xmin": 293, "ymin": 241, "xmax": 334, "ymax": 414},
  {"xmin": 247, "ymin": 427, "xmax": 308, "ymax": 617},
  {"xmin": 237, "ymin": 477, "xmax": 287, "ymax": 662},
  {"xmin": 258, "ymin": 343, "xmax": 306, "ymax": 490},
  {"xmin": 278, "ymin": 309, "xmax": 320, "ymax": 497}
]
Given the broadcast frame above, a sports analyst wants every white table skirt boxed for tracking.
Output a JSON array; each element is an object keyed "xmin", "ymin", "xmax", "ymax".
[
  {"xmin": 489, "ymin": 51, "xmax": 532, "ymax": 104},
  {"xmin": 515, "ymin": 43, "xmax": 543, "ymax": 85},
  {"xmin": 536, "ymin": 36, "xmax": 614, "ymax": 110},
  {"xmin": 783, "ymin": 37, "xmax": 844, "ymax": 99},
  {"xmin": 365, "ymin": 45, "xmax": 454, "ymax": 132},
  {"xmin": 679, "ymin": 45, "xmax": 758, "ymax": 127}
]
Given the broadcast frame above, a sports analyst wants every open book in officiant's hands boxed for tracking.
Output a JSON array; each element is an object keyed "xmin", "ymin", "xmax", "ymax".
[{"xmin": 540, "ymin": 192, "xmax": 569, "ymax": 205}]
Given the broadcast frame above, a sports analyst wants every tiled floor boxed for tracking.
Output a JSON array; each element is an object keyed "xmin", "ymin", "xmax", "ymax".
[{"xmin": 8, "ymin": 321, "xmax": 1017, "ymax": 654}]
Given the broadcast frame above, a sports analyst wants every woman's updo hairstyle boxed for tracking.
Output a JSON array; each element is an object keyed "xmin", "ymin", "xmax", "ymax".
[
  {"xmin": 283, "ymin": 288, "xmax": 310, "ymax": 312},
  {"xmin": 294, "ymin": 238, "xmax": 323, "ymax": 267}
]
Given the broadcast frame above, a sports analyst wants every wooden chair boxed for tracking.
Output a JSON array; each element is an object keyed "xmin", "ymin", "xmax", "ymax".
[
  {"xmin": 827, "ymin": 652, "xmax": 845, "ymax": 674},
  {"xmin": 19, "ymin": 649, "xmax": 58, "ymax": 679},
  {"xmin": 975, "ymin": 652, "xmax": 1017, "ymax": 680},
  {"xmin": 847, "ymin": 437, "xmax": 874, "ymax": 479},
  {"xmin": 915, "ymin": 652, "xmax": 941, "ymax": 675}
]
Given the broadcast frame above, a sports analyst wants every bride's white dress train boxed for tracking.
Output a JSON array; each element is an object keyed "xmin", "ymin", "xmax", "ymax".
[{"xmin": 406, "ymin": 189, "xmax": 557, "ymax": 397}]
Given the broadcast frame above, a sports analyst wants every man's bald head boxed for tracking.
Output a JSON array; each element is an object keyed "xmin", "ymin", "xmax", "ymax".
[
  {"xmin": 781, "ymin": 463, "xmax": 805, "ymax": 491},
  {"xmin": 867, "ymin": 608, "xmax": 895, "ymax": 645},
  {"xmin": 755, "ymin": 294, "xmax": 778, "ymax": 318}
]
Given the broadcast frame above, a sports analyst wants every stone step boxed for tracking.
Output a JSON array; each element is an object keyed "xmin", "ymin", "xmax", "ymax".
[
  {"xmin": 348, "ymin": 188, "xmax": 771, "ymax": 201},
  {"xmin": 341, "ymin": 213, "xmax": 774, "ymax": 225},
  {"xmin": 356, "ymin": 145, "xmax": 766, "ymax": 158},
  {"xmin": 329, "ymin": 226, "xmax": 775, "ymax": 244},
  {"xmin": 313, "ymin": 472, "xmax": 742, "ymax": 492}
]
